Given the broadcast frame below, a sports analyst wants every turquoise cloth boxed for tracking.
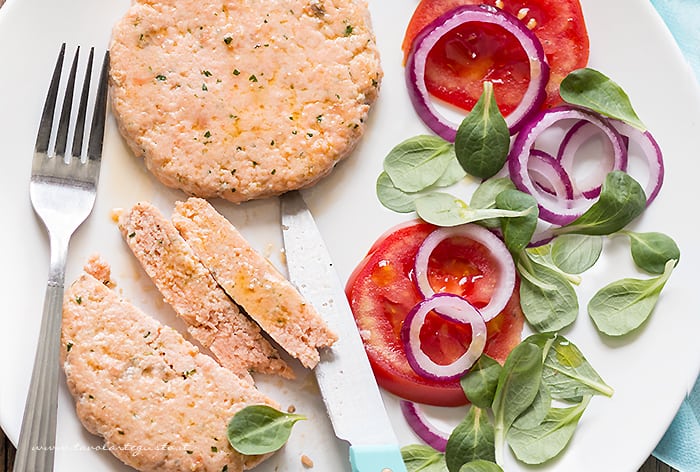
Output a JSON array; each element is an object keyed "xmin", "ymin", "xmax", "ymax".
[
  {"xmin": 654, "ymin": 374, "xmax": 700, "ymax": 471},
  {"xmin": 649, "ymin": 1, "xmax": 700, "ymax": 471},
  {"xmin": 650, "ymin": 0, "xmax": 700, "ymax": 75}
]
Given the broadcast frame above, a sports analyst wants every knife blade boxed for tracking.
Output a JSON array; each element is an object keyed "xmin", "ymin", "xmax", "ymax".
[{"xmin": 280, "ymin": 190, "xmax": 407, "ymax": 472}]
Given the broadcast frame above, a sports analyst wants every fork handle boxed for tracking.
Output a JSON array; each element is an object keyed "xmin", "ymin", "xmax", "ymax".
[{"xmin": 13, "ymin": 237, "xmax": 68, "ymax": 472}]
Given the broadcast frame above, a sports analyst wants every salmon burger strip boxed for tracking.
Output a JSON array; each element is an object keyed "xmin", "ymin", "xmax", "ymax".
[
  {"xmin": 62, "ymin": 258, "xmax": 276, "ymax": 472},
  {"xmin": 109, "ymin": 0, "xmax": 382, "ymax": 203},
  {"xmin": 172, "ymin": 197, "xmax": 337, "ymax": 369},
  {"xmin": 118, "ymin": 201, "xmax": 294, "ymax": 382}
]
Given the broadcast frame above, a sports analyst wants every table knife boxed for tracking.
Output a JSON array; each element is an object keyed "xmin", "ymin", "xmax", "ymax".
[{"xmin": 280, "ymin": 190, "xmax": 407, "ymax": 472}]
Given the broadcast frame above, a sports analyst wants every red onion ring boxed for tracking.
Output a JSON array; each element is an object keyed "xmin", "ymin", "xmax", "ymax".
[
  {"xmin": 414, "ymin": 225, "xmax": 516, "ymax": 322},
  {"xmin": 610, "ymin": 120, "xmax": 664, "ymax": 205},
  {"xmin": 405, "ymin": 4, "xmax": 550, "ymax": 140},
  {"xmin": 401, "ymin": 293, "xmax": 487, "ymax": 381},
  {"xmin": 556, "ymin": 120, "xmax": 622, "ymax": 199},
  {"xmin": 508, "ymin": 106, "xmax": 628, "ymax": 225},
  {"xmin": 528, "ymin": 225, "xmax": 557, "ymax": 247},
  {"xmin": 528, "ymin": 149, "xmax": 574, "ymax": 199},
  {"xmin": 400, "ymin": 400, "xmax": 450, "ymax": 452}
]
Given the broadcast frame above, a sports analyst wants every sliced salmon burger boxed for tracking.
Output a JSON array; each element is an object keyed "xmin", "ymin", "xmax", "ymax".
[
  {"xmin": 62, "ymin": 258, "xmax": 277, "ymax": 472},
  {"xmin": 109, "ymin": 0, "xmax": 382, "ymax": 202},
  {"xmin": 118, "ymin": 202, "xmax": 294, "ymax": 381},
  {"xmin": 172, "ymin": 197, "xmax": 337, "ymax": 368}
]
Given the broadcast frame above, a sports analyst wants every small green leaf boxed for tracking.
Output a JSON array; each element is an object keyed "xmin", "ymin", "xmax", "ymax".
[
  {"xmin": 468, "ymin": 178, "xmax": 517, "ymax": 229},
  {"xmin": 455, "ymin": 82, "xmax": 510, "ymax": 179},
  {"xmin": 525, "ymin": 333, "xmax": 614, "ymax": 400},
  {"xmin": 557, "ymin": 171, "xmax": 646, "ymax": 236},
  {"xmin": 376, "ymin": 172, "xmax": 419, "ymax": 213},
  {"xmin": 524, "ymin": 244, "xmax": 553, "ymax": 267},
  {"xmin": 376, "ymin": 153, "xmax": 470, "ymax": 215},
  {"xmin": 492, "ymin": 342, "xmax": 543, "ymax": 465},
  {"xmin": 524, "ymin": 243, "xmax": 583, "ymax": 286},
  {"xmin": 446, "ymin": 407, "xmax": 495, "ymax": 472},
  {"xmin": 551, "ymin": 234, "xmax": 603, "ymax": 274},
  {"xmin": 517, "ymin": 255, "xmax": 579, "ymax": 332},
  {"xmin": 624, "ymin": 231, "xmax": 681, "ymax": 274},
  {"xmin": 507, "ymin": 397, "xmax": 590, "ymax": 465},
  {"xmin": 226, "ymin": 405, "xmax": 305, "ymax": 455},
  {"xmin": 519, "ymin": 276, "xmax": 578, "ymax": 333},
  {"xmin": 384, "ymin": 135, "xmax": 455, "ymax": 192},
  {"xmin": 434, "ymin": 155, "xmax": 468, "ymax": 187},
  {"xmin": 495, "ymin": 189, "xmax": 539, "ymax": 253},
  {"xmin": 460, "ymin": 355, "xmax": 502, "ymax": 409},
  {"xmin": 512, "ymin": 382, "xmax": 552, "ymax": 431},
  {"xmin": 458, "ymin": 460, "xmax": 503, "ymax": 472},
  {"xmin": 415, "ymin": 192, "xmax": 534, "ymax": 227},
  {"xmin": 415, "ymin": 192, "xmax": 470, "ymax": 226},
  {"xmin": 401, "ymin": 444, "xmax": 448, "ymax": 472},
  {"xmin": 588, "ymin": 259, "xmax": 676, "ymax": 336},
  {"xmin": 470, "ymin": 178, "xmax": 516, "ymax": 210},
  {"xmin": 560, "ymin": 68, "xmax": 646, "ymax": 130}
]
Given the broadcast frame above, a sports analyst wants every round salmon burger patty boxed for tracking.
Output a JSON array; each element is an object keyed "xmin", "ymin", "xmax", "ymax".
[{"xmin": 109, "ymin": 0, "xmax": 382, "ymax": 202}]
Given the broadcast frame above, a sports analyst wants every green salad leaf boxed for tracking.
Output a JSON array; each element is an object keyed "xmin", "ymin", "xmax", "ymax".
[
  {"xmin": 376, "ymin": 171, "xmax": 420, "ymax": 213},
  {"xmin": 623, "ymin": 231, "xmax": 681, "ymax": 274},
  {"xmin": 524, "ymin": 333, "xmax": 614, "ymax": 400},
  {"xmin": 402, "ymin": 445, "xmax": 448, "ymax": 472},
  {"xmin": 511, "ymin": 383, "xmax": 552, "ymax": 431},
  {"xmin": 469, "ymin": 177, "xmax": 517, "ymax": 228},
  {"xmin": 495, "ymin": 189, "xmax": 539, "ymax": 253},
  {"xmin": 470, "ymin": 178, "xmax": 516, "ymax": 209},
  {"xmin": 435, "ymin": 153, "xmax": 468, "ymax": 187},
  {"xmin": 455, "ymin": 81, "xmax": 510, "ymax": 179},
  {"xmin": 492, "ymin": 342, "xmax": 543, "ymax": 465},
  {"xmin": 588, "ymin": 259, "xmax": 677, "ymax": 336},
  {"xmin": 517, "ymin": 255, "xmax": 579, "ymax": 332},
  {"xmin": 507, "ymin": 397, "xmax": 590, "ymax": 465},
  {"xmin": 460, "ymin": 355, "xmax": 502, "ymax": 409},
  {"xmin": 551, "ymin": 234, "xmax": 603, "ymax": 275},
  {"xmin": 226, "ymin": 405, "xmax": 305, "ymax": 455},
  {"xmin": 415, "ymin": 192, "xmax": 534, "ymax": 227},
  {"xmin": 556, "ymin": 171, "xmax": 646, "ymax": 236},
  {"xmin": 446, "ymin": 407, "xmax": 496, "ymax": 472},
  {"xmin": 559, "ymin": 68, "xmax": 646, "ymax": 130},
  {"xmin": 458, "ymin": 460, "xmax": 504, "ymax": 472},
  {"xmin": 384, "ymin": 135, "xmax": 455, "ymax": 192}
]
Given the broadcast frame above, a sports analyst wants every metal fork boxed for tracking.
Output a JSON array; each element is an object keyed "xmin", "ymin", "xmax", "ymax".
[{"xmin": 13, "ymin": 44, "xmax": 109, "ymax": 472}]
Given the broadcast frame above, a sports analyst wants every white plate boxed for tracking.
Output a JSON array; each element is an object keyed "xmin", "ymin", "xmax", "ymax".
[{"xmin": 1, "ymin": 0, "xmax": 699, "ymax": 471}]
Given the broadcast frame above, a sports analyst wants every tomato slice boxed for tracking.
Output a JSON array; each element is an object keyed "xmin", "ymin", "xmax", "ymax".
[
  {"xmin": 402, "ymin": 0, "xmax": 589, "ymax": 115},
  {"xmin": 346, "ymin": 221, "xmax": 524, "ymax": 406}
]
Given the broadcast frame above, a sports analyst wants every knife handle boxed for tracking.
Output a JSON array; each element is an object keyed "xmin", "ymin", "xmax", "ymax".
[{"xmin": 349, "ymin": 444, "xmax": 407, "ymax": 472}]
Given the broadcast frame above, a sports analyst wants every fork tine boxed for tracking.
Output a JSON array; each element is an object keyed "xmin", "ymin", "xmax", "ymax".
[
  {"xmin": 87, "ymin": 50, "xmax": 110, "ymax": 162},
  {"xmin": 54, "ymin": 46, "xmax": 80, "ymax": 159},
  {"xmin": 34, "ymin": 43, "xmax": 66, "ymax": 155},
  {"xmin": 71, "ymin": 47, "xmax": 94, "ymax": 159}
]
